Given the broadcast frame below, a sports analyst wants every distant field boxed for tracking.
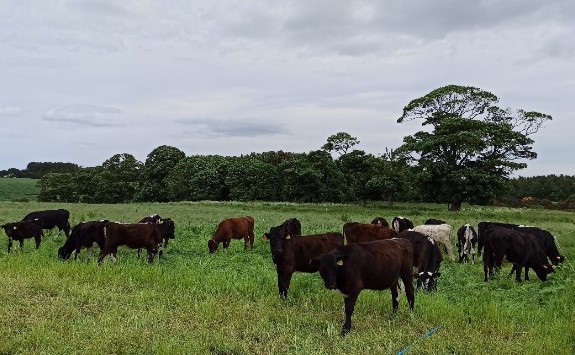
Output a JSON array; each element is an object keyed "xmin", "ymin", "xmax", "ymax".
[
  {"xmin": 0, "ymin": 201, "xmax": 573, "ymax": 354},
  {"xmin": 0, "ymin": 178, "xmax": 39, "ymax": 201}
]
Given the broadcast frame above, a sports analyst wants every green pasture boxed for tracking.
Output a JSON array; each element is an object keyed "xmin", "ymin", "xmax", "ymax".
[
  {"xmin": 0, "ymin": 178, "xmax": 39, "ymax": 202},
  {"xmin": 0, "ymin": 201, "xmax": 573, "ymax": 354}
]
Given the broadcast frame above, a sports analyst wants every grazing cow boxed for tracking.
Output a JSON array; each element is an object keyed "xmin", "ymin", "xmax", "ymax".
[
  {"xmin": 208, "ymin": 216, "xmax": 255, "ymax": 253},
  {"xmin": 457, "ymin": 224, "xmax": 477, "ymax": 263},
  {"xmin": 2, "ymin": 220, "xmax": 44, "ymax": 253},
  {"xmin": 22, "ymin": 209, "xmax": 71, "ymax": 238},
  {"xmin": 313, "ymin": 239, "xmax": 415, "ymax": 336},
  {"xmin": 398, "ymin": 230, "xmax": 443, "ymax": 291},
  {"xmin": 392, "ymin": 216, "xmax": 414, "ymax": 233},
  {"xmin": 58, "ymin": 220, "xmax": 109, "ymax": 260},
  {"xmin": 477, "ymin": 221, "xmax": 519, "ymax": 256},
  {"xmin": 424, "ymin": 218, "xmax": 446, "ymax": 225},
  {"xmin": 413, "ymin": 224, "xmax": 455, "ymax": 261},
  {"xmin": 138, "ymin": 214, "xmax": 162, "ymax": 224},
  {"xmin": 478, "ymin": 222, "xmax": 564, "ymax": 265},
  {"xmin": 482, "ymin": 226, "xmax": 553, "ymax": 282},
  {"xmin": 343, "ymin": 222, "xmax": 398, "ymax": 244},
  {"xmin": 98, "ymin": 222, "xmax": 163, "ymax": 263},
  {"xmin": 371, "ymin": 217, "xmax": 389, "ymax": 228},
  {"xmin": 515, "ymin": 226, "xmax": 564, "ymax": 266},
  {"xmin": 264, "ymin": 226, "xmax": 343, "ymax": 299}
]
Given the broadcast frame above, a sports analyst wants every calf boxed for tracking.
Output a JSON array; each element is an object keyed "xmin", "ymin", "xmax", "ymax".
[
  {"xmin": 2, "ymin": 220, "xmax": 44, "ymax": 253},
  {"xmin": 264, "ymin": 226, "xmax": 343, "ymax": 299},
  {"xmin": 457, "ymin": 224, "xmax": 477, "ymax": 263},
  {"xmin": 482, "ymin": 226, "xmax": 553, "ymax": 282},
  {"xmin": 343, "ymin": 222, "xmax": 398, "ymax": 244},
  {"xmin": 398, "ymin": 231, "xmax": 443, "ymax": 291},
  {"xmin": 58, "ymin": 220, "xmax": 109, "ymax": 260},
  {"xmin": 392, "ymin": 216, "xmax": 414, "ymax": 232},
  {"xmin": 208, "ymin": 216, "xmax": 255, "ymax": 253},
  {"xmin": 371, "ymin": 217, "xmax": 389, "ymax": 228},
  {"xmin": 313, "ymin": 239, "xmax": 415, "ymax": 336},
  {"xmin": 22, "ymin": 209, "xmax": 71, "ymax": 238},
  {"xmin": 413, "ymin": 224, "xmax": 455, "ymax": 261},
  {"xmin": 98, "ymin": 222, "xmax": 163, "ymax": 263}
]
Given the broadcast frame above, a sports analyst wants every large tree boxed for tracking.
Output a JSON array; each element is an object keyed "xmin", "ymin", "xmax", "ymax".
[{"xmin": 396, "ymin": 85, "xmax": 552, "ymax": 211}]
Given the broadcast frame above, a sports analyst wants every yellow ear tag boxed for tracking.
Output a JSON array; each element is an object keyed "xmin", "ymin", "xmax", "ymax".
[
  {"xmin": 337, "ymin": 260, "xmax": 343, "ymax": 266},
  {"xmin": 285, "ymin": 235, "xmax": 291, "ymax": 240}
]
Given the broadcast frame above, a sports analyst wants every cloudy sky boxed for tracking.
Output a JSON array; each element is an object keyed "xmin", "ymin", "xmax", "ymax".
[{"xmin": 1, "ymin": 0, "xmax": 573, "ymax": 176}]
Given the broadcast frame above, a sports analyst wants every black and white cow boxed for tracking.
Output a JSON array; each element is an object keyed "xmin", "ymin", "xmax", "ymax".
[
  {"xmin": 2, "ymin": 220, "xmax": 44, "ymax": 253},
  {"xmin": 456, "ymin": 224, "xmax": 477, "ymax": 264},
  {"xmin": 392, "ymin": 216, "xmax": 414, "ymax": 233},
  {"xmin": 58, "ymin": 220, "xmax": 109, "ymax": 260}
]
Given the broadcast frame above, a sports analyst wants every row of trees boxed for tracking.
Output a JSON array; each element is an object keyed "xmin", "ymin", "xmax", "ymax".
[
  {"xmin": 1, "ymin": 162, "xmax": 80, "ymax": 178},
  {"xmin": 35, "ymin": 85, "xmax": 553, "ymax": 210}
]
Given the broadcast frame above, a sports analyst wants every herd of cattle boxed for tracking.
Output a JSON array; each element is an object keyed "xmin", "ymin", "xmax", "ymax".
[{"xmin": 1, "ymin": 210, "xmax": 566, "ymax": 336}]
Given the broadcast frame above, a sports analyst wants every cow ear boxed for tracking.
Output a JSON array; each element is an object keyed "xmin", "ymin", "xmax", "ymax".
[{"xmin": 262, "ymin": 233, "xmax": 269, "ymax": 241}]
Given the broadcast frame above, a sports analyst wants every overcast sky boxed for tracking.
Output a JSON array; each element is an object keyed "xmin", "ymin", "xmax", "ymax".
[{"xmin": 1, "ymin": 0, "xmax": 573, "ymax": 176}]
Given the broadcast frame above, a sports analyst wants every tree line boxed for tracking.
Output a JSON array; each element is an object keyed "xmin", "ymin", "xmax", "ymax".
[
  {"xmin": 10, "ymin": 85, "xmax": 560, "ymax": 210},
  {"xmin": 1, "ymin": 162, "xmax": 80, "ymax": 179}
]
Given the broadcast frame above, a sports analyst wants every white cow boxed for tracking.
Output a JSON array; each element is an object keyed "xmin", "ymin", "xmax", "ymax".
[{"xmin": 413, "ymin": 223, "xmax": 454, "ymax": 261}]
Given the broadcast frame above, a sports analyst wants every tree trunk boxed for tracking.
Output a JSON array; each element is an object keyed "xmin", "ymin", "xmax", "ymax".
[{"xmin": 448, "ymin": 200, "xmax": 462, "ymax": 211}]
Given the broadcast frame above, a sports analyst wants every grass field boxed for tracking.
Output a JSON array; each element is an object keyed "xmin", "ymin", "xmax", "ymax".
[
  {"xmin": 0, "ymin": 201, "xmax": 573, "ymax": 354},
  {"xmin": 0, "ymin": 178, "xmax": 39, "ymax": 202}
]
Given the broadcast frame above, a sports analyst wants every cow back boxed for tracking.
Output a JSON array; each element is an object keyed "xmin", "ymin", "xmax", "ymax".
[
  {"xmin": 282, "ymin": 232, "xmax": 344, "ymax": 272},
  {"xmin": 343, "ymin": 222, "xmax": 398, "ymax": 244}
]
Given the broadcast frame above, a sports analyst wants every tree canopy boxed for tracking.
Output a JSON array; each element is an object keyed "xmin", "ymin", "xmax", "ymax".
[{"xmin": 397, "ymin": 85, "xmax": 551, "ymax": 210}]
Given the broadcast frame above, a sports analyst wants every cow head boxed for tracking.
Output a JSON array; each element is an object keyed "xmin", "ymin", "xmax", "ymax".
[
  {"xmin": 533, "ymin": 263, "xmax": 555, "ymax": 281},
  {"xmin": 265, "ymin": 226, "xmax": 290, "ymax": 263},
  {"xmin": 208, "ymin": 239, "xmax": 218, "ymax": 253},
  {"xmin": 58, "ymin": 246, "xmax": 72, "ymax": 260},
  {"xmin": 314, "ymin": 251, "xmax": 345, "ymax": 290},
  {"xmin": 159, "ymin": 218, "xmax": 175, "ymax": 240},
  {"xmin": 417, "ymin": 271, "xmax": 441, "ymax": 291},
  {"xmin": 2, "ymin": 223, "xmax": 16, "ymax": 239}
]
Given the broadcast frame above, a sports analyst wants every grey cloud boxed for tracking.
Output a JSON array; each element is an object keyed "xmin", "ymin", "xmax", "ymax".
[
  {"xmin": 0, "ymin": 106, "xmax": 22, "ymax": 115},
  {"xmin": 42, "ymin": 104, "xmax": 123, "ymax": 127},
  {"xmin": 176, "ymin": 118, "xmax": 289, "ymax": 137}
]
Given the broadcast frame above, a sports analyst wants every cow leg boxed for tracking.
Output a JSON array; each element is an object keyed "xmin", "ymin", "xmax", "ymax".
[
  {"xmin": 400, "ymin": 272, "xmax": 415, "ymax": 312},
  {"xmin": 137, "ymin": 248, "xmax": 142, "ymax": 258},
  {"xmin": 445, "ymin": 241, "xmax": 455, "ymax": 262},
  {"xmin": 34, "ymin": 235, "xmax": 41, "ymax": 249},
  {"xmin": 278, "ymin": 269, "xmax": 293, "ymax": 300},
  {"xmin": 147, "ymin": 247, "xmax": 158, "ymax": 263},
  {"xmin": 19, "ymin": 240, "xmax": 24, "ymax": 249},
  {"xmin": 524, "ymin": 266, "xmax": 530, "ymax": 281},
  {"xmin": 243, "ymin": 236, "xmax": 249, "ymax": 251},
  {"xmin": 391, "ymin": 283, "xmax": 400, "ymax": 315},
  {"xmin": 249, "ymin": 232, "xmax": 254, "ymax": 250},
  {"xmin": 509, "ymin": 264, "xmax": 517, "ymax": 277},
  {"xmin": 342, "ymin": 292, "xmax": 359, "ymax": 337},
  {"xmin": 7, "ymin": 238, "xmax": 13, "ymax": 253}
]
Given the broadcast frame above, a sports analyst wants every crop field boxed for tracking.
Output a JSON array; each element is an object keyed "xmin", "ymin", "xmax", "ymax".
[
  {"xmin": 0, "ymin": 178, "xmax": 40, "ymax": 202},
  {"xmin": 0, "ymin": 201, "xmax": 573, "ymax": 354}
]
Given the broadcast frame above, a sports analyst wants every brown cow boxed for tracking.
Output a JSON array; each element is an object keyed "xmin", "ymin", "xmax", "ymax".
[
  {"xmin": 98, "ymin": 222, "xmax": 163, "ymax": 263},
  {"xmin": 343, "ymin": 222, "xmax": 398, "ymax": 244},
  {"xmin": 313, "ymin": 238, "xmax": 415, "ymax": 336},
  {"xmin": 371, "ymin": 217, "xmax": 389, "ymax": 228},
  {"xmin": 264, "ymin": 226, "xmax": 343, "ymax": 299},
  {"xmin": 2, "ymin": 220, "xmax": 44, "ymax": 253},
  {"xmin": 208, "ymin": 216, "xmax": 255, "ymax": 253}
]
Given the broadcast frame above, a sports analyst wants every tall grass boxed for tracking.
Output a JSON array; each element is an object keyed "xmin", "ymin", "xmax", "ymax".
[{"xmin": 0, "ymin": 201, "xmax": 573, "ymax": 354}]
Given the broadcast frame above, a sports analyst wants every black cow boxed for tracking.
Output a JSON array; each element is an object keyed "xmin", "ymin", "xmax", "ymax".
[
  {"xmin": 424, "ymin": 218, "xmax": 446, "ymax": 225},
  {"xmin": 58, "ymin": 220, "xmax": 109, "ymax": 260},
  {"xmin": 313, "ymin": 239, "xmax": 415, "ymax": 336},
  {"xmin": 2, "ymin": 220, "xmax": 44, "ymax": 253},
  {"xmin": 264, "ymin": 226, "xmax": 343, "ymax": 300},
  {"xmin": 398, "ymin": 230, "xmax": 443, "ymax": 291},
  {"xmin": 457, "ymin": 224, "xmax": 477, "ymax": 263},
  {"xmin": 477, "ymin": 221, "xmax": 519, "ymax": 256},
  {"xmin": 482, "ymin": 226, "xmax": 553, "ymax": 282},
  {"xmin": 138, "ymin": 214, "xmax": 162, "ymax": 224},
  {"xmin": 22, "ymin": 209, "xmax": 71, "ymax": 238},
  {"xmin": 263, "ymin": 218, "xmax": 302, "ymax": 240},
  {"xmin": 392, "ymin": 216, "xmax": 414, "ymax": 233}
]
